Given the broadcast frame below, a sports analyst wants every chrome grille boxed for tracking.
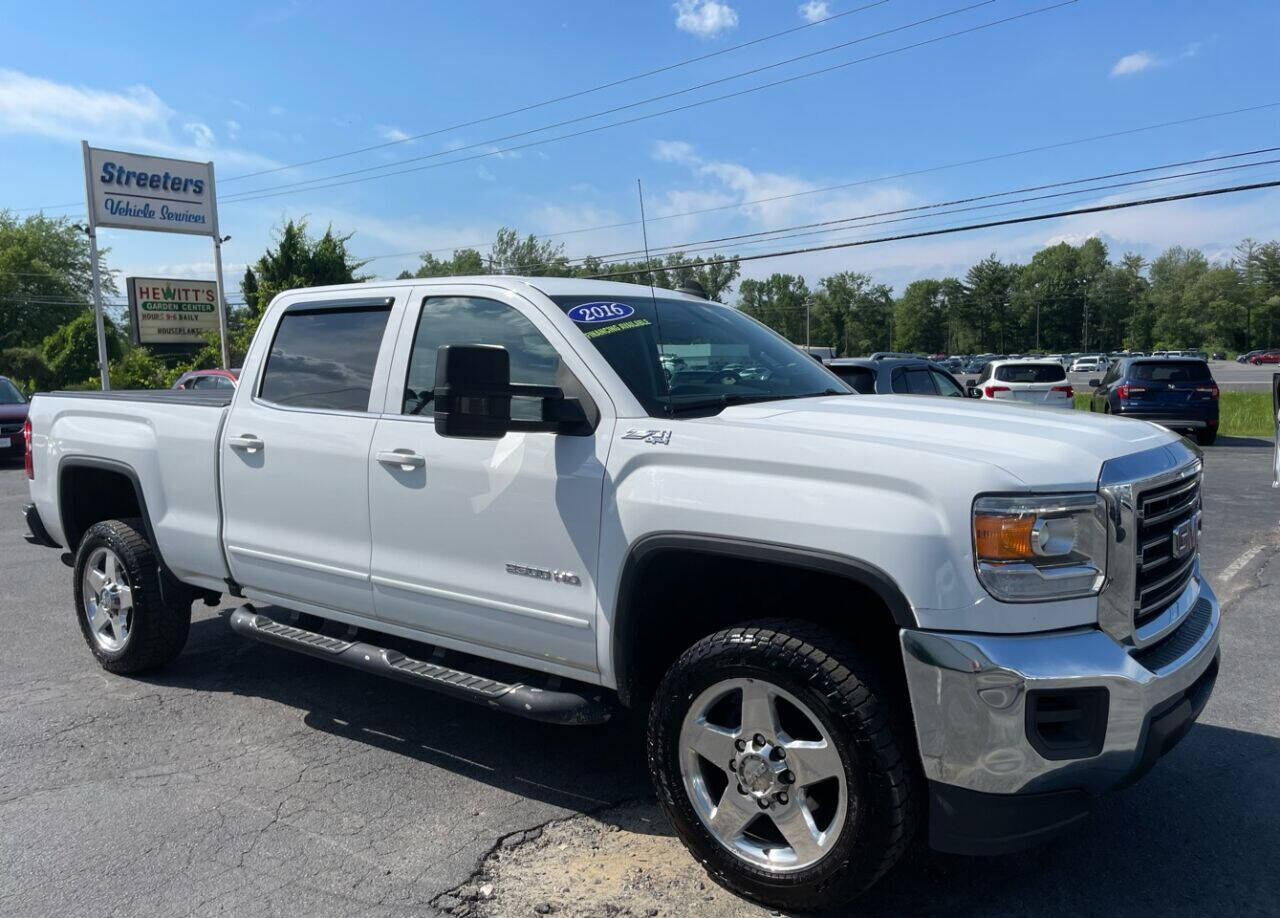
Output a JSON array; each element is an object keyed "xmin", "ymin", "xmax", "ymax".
[{"xmin": 1133, "ymin": 472, "xmax": 1201, "ymax": 628}]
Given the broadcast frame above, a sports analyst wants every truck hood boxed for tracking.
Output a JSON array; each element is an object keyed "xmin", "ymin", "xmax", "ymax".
[{"xmin": 706, "ymin": 394, "xmax": 1180, "ymax": 490}]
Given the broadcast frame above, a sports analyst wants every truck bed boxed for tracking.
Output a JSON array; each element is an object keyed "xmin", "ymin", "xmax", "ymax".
[{"xmin": 26, "ymin": 389, "xmax": 233, "ymax": 594}]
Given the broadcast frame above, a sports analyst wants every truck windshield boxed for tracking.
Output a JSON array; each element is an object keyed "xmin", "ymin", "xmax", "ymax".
[
  {"xmin": 0, "ymin": 378, "xmax": 25, "ymax": 404},
  {"xmin": 551, "ymin": 295, "xmax": 850, "ymax": 416}
]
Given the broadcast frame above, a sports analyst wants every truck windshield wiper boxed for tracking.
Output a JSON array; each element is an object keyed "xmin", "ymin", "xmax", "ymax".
[{"xmin": 668, "ymin": 389, "xmax": 844, "ymax": 416}]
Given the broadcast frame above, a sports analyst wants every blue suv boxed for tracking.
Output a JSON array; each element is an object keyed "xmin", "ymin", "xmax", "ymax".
[{"xmin": 1087, "ymin": 357, "xmax": 1219, "ymax": 445}]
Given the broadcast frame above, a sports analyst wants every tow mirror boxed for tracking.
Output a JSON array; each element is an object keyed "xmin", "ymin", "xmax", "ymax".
[
  {"xmin": 433, "ymin": 345, "xmax": 588, "ymax": 439},
  {"xmin": 1088, "ymin": 378, "xmax": 1101, "ymax": 388},
  {"xmin": 967, "ymin": 386, "xmax": 983, "ymax": 398}
]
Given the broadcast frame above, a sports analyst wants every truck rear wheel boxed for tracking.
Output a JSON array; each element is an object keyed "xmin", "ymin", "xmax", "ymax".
[
  {"xmin": 72, "ymin": 518, "xmax": 191, "ymax": 674},
  {"xmin": 647, "ymin": 620, "xmax": 919, "ymax": 911}
]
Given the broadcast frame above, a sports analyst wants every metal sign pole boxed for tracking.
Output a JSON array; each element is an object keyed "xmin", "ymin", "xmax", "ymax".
[
  {"xmin": 207, "ymin": 160, "xmax": 230, "ymax": 370},
  {"xmin": 81, "ymin": 141, "xmax": 111, "ymax": 390}
]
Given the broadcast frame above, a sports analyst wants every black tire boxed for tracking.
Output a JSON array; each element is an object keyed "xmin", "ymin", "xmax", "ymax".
[
  {"xmin": 73, "ymin": 518, "xmax": 191, "ymax": 674},
  {"xmin": 648, "ymin": 620, "xmax": 920, "ymax": 911},
  {"xmin": 1196, "ymin": 428, "xmax": 1217, "ymax": 446}
]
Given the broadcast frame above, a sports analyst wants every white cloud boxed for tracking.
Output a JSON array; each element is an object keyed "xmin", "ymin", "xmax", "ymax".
[
  {"xmin": 0, "ymin": 68, "xmax": 278, "ymax": 170},
  {"xmin": 375, "ymin": 124, "xmax": 411, "ymax": 142},
  {"xmin": 475, "ymin": 165, "xmax": 496, "ymax": 183},
  {"xmin": 1110, "ymin": 51, "xmax": 1156, "ymax": 76},
  {"xmin": 183, "ymin": 121, "xmax": 215, "ymax": 148},
  {"xmin": 674, "ymin": 0, "xmax": 738, "ymax": 38},
  {"xmin": 225, "ymin": 119, "xmax": 241, "ymax": 140},
  {"xmin": 798, "ymin": 1, "xmax": 829, "ymax": 23}
]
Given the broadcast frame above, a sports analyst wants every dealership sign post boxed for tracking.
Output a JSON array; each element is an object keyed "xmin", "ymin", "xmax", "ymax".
[{"xmin": 81, "ymin": 142, "xmax": 229, "ymax": 388}]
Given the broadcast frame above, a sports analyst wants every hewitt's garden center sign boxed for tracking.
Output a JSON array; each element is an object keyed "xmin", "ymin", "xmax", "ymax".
[{"xmin": 127, "ymin": 277, "xmax": 221, "ymax": 346}]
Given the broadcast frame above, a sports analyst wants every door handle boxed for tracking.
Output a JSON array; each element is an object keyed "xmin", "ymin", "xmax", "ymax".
[
  {"xmin": 228, "ymin": 434, "xmax": 264, "ymax": 453},
  {"xmin": 377, "ymin": 449, "xmax": 426, "ymax": 471}
]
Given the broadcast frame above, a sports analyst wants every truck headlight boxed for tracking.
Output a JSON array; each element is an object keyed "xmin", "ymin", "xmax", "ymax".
[{"xmin": 972, "ymin": 493, "xmax": 1108, "ymax": 601}]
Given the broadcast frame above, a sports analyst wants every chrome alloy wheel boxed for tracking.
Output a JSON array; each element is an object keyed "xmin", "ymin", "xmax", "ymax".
[
  {"xmin": 678, "ymin": 677, "xmax": 849, "ymax": 873},
  {"xmin": 82, "ymin": 547, "xmax": 134, "ymax": 653}
]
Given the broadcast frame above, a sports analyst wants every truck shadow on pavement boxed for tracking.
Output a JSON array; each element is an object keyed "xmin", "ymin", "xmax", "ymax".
[{"xmin": 151, "ymin": 610, "xmax": 1278, "ymax": 917}]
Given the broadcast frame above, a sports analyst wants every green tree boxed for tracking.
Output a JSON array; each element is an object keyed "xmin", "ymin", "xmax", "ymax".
[
  {"xmin": 966, "ymin": 255, "xmax": 1019, "ymax": 352},
  {"xmin": 0, "ymin": 211, "xmax": 116, "ymax": 350},
  {"xmin": 42, "ymin": 312, "xmax": 123, "ymax": 385},
  {"xmin": 486, "ymin": 228, "xmax": 571, "ymax": 276},
  {"xmin": 577, "ymin": 251, "xmax": 741, "ymax": 301},
  {"xmin": 738, "ymin": 274, "xmax": 811, "ymax": 343},
  {"xmin": 399, "ymin": 247, "xmax": 487, "ymax": 279},
  {"xmin": 811, "ymin": 272, "xmax": 893, "ymax": 356}
]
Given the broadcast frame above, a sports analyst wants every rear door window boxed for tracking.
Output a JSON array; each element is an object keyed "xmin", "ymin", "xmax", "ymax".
[
  {"xmin": 828, "ymin": 365, "xmax": 875, "ymax": 393},
  {"xmin": 994, "ymin": 363, "xmax": 1066, "ymax": 384},
  {"xmin": 1129, "ymin": 361, "xmax": 1211, "ymax": 383},
  {"xmin": 892, "ymin": 367, "xmax": 938, "ymax": 395},
  {"xmin": 930, "ymin": 369, "xmax": 965, "ymax": 397},
  {"xmin": 258, "ymin": 304, "xmax": 392, "ymax": 411}
]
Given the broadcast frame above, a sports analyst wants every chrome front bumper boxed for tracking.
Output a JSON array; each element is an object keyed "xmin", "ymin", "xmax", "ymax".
[{"xmin": 900, "ymin": 574, "xmax": 1220, "ymax": 798}]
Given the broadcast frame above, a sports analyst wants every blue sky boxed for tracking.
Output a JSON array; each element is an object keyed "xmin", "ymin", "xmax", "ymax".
[{"xmin": 2, "ymin": 0, "xmax": 1278, "ymax": 300}]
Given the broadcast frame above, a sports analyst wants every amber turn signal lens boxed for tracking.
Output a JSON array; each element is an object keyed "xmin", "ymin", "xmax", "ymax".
[{"xmin": 975, "ymin": 513, "xmax": 1035, "ymax": 560}]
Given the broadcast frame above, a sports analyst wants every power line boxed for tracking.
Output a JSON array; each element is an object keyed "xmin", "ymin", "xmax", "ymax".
[
  {"xmin": 356, "ymin": 147, "xmax": 1280, "ymax": 275},
  {"xmin": 584, "ymin": 180, "xmax": 1280, "ymax": 278},
  {"xmin": 223, "ymin": 0, "xmax": 895, "ymax": 183},
  {"xmin": 221, "ymin": 1, "xmax": 1075, "ymax": 205},
  {"xmin": 580, "ymin": 147, "xmax": 1280, "ymax": 263},
  {"xmin": 221, "ymin": 1, "xmax": 991, "ymax": 199},
  {"xmin": 341, "ymin": 105, "xmax": 1280, "ymax": 264}
]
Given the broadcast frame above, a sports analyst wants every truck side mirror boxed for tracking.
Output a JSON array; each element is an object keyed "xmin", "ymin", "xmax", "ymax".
[
  {"xmin": 433, "ymin": 344, "xmax": 590, "ymax": 439},
  {"xmin": 433, "ymin": 344, "xmax": 513, "ymax": 439},
  {"xmin": 967, "ymin": 386, "xmax": 983, "ymax": 398},
  {"xmin": 1088, "ymin": 378, "xmax": 1101, "ymax": 388}
]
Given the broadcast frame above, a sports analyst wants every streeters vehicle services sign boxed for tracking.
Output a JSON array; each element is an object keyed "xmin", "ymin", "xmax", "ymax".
[
  {"xmin": 85, "ymin": 147, "xmax": 216, "ymax": 236},
  {"xmin": 127, "ymin": 277, "xmax": 220, "ymax": 345}
]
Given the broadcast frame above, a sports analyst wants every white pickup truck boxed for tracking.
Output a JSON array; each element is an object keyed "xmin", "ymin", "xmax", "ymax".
[{"xmin": 22, "ymin": 276, "xmax": 1220, "ymax": 910}]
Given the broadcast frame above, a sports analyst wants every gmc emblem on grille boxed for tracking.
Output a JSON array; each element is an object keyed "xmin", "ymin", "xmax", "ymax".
[{"xmin": 1171, "ymin": 519, "xmax": 1196, "ymax": 560}]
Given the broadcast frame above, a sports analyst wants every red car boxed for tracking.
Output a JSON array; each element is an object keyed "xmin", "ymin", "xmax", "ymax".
[
  {"xmin": 1249, "ymin": 351, "xmax": 1280, "ymax": 365},
  {"xmin": 173, "ymin": 368, "xmax": 241, "ymax": 390},
  {"xmin": 0, "ymin": 375, "xmax": 28, "ymax": 463}
]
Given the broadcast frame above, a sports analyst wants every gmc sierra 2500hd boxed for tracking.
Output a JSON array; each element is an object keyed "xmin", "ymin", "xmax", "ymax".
[{"xmin": 22, "ymin": 277, "xmax": 1220, "ymax": 910}]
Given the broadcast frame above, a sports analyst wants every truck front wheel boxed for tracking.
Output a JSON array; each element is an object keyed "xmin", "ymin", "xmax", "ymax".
[
  {"xmin": 72, "ymin": 518, "xmax": 191, "ymax": 674},
  {"xmin": 647, "ymin": 620, "xmax": 919, "ymax": 911}
]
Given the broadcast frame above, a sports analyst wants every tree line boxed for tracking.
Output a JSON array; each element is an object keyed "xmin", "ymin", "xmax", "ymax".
[{"xmin": 3, "ymin": 208, "xmax": 1278, "ymax": 394}]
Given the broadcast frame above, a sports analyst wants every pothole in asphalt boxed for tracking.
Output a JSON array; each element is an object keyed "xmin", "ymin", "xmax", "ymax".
[{"xmin": 431, "ymin": 799, "xmax": 778, "ymax": 918}]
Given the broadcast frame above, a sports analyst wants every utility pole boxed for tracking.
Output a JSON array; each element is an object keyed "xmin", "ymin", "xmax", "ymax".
[
  {"xmin": 805, "ymin": 299, "xmax": 811, "ymax": 349},
  {"xmin": 1035, "ymin": 300, "xmax": 1041, "ymax": 352}
]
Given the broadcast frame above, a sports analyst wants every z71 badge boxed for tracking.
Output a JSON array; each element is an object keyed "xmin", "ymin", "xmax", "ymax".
[{"xmin": 621, "ymin": 428, "xmax": 672, "ymax": 445}]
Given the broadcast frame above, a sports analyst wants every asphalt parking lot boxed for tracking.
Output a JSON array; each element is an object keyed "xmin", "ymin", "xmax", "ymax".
[{"xmin": 2, "ymin": 439, "xmax": 1278, "ymax": 918}]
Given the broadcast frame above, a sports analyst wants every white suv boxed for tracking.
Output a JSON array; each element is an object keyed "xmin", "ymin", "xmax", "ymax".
[{"xmin": 968, "ymin": 359, "xmax": 1074, "ymax": 407}]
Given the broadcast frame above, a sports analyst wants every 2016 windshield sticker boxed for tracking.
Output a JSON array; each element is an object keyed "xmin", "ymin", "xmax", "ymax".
[
  {"xmin": 568, "ymin": 301, "xmax": 635, "ymax": 323},
  {"xmin": 583, "ymin": 318, "xmax": 652, "ymax": 339}
]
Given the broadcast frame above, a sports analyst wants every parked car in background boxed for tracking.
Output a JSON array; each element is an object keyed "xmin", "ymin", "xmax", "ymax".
[
  {"xmin": 1248, "ymin": 351, "xmax": 1280, "ymax": 365},
  {"xmin": 1211, "ymin": 352, "xmax": 1227, "ymax": 361},
  {"xmin": 1069, "ymin": 355, "xmax": 1104, "ymax": 373},
  {"xmin": 0, "ymin": 375, "xmax": 28, "ymax": 463},
  {"xmin": 173, "ymin": 369, "xmax": 241, "ymax": 391},
  {"xmin": 824, "ymin": 357, "xmax": 966, "ymax": 396},
  {"xmin": 966, "ymin": 360, "xmax": 1074, "ymax": 407},
  {"xmin": 1236, "ymin": 350, "xmax": 1265, "ymax": 363},
  {"xmin": 1088, "ymin": 357, "xmax": 1219, "ymax": 445}
]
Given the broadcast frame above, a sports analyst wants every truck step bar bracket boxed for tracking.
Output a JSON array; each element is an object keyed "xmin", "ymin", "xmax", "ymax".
[{"xmin": 228, "ymin": 605, "xmax": 613, "ymax": 725}]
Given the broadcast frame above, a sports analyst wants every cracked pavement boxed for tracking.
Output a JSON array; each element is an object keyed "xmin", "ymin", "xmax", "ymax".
[{"xmin": 1, "ymin": 436, "xmax": 1278, "ymax": 917}]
